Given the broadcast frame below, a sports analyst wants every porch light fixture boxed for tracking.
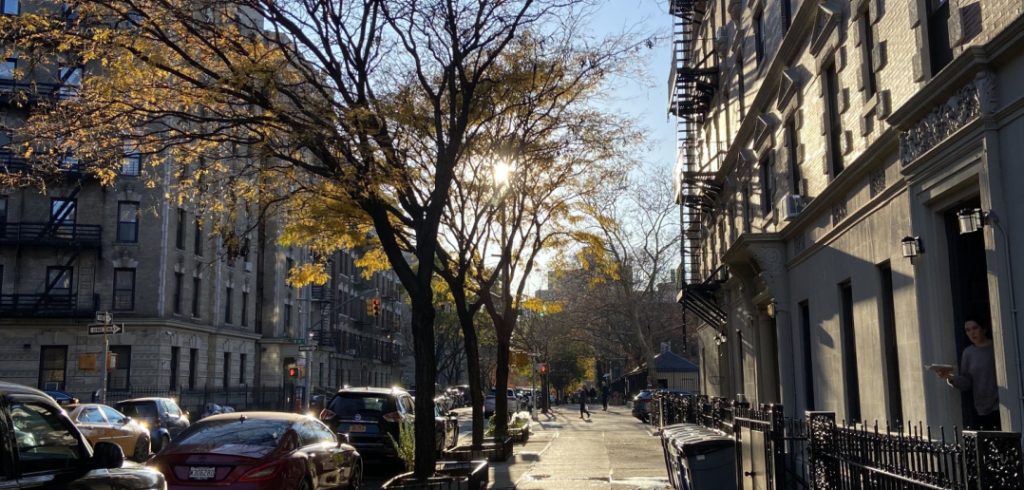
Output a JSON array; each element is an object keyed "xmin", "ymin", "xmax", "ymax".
[
  {"xmin": 901, "ymin": 236, "xmax": 922, "ymax": 259},
  {"xmin": 957, "ymin": 208, "xmax": 987, "ymax": 234},
  {"xmin": 765, "ymin": 300, "xmax": 778, "ymax": 319}
]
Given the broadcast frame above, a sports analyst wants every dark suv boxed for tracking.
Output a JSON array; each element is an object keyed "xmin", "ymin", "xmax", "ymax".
[
  {"xmin": 114, "ymin": 397, "xmax": 190, "ymax": 452},
  {"xmin": 319, "ymin": 387, "xmax": 457, "ymax": 462},
  {"xmin": 0, "ymin": 381, "xmax": 165, "ymax": 489}
]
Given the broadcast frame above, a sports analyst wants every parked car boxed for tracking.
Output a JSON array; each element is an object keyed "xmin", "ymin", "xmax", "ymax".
[
  {"xmin": 435, "ymin": 401, "xmax": 459, "ymax": 451},
  {"xmin": 631, "ymin": 390, "xmax": 653, "ymax": 422},
  {"xmin": 114, "ymin": 397, "xmax": 190, "ymax": 452},
  {"xmin": 0, "ymin": 381, "xmax": 166, "ymax": 489},
  {"xmin": 44, "ymin": 389, "xmax": 80, "ymax": 406},
  {"xmin": 149, "ymin": 412, "xmax": 361, "ymax": 489},
  {"xmin": 68, "ymin": 403, "xmax": 151, "ymax": 462},
  {"xmin": 319, "ymin": 386, "xmax": 454, "ymax": 463},
  {"xmin": 483, "ymin": 389, "xmax": 520, "ymax": 419}
]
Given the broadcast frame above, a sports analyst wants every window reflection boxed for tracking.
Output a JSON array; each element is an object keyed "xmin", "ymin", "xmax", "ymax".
[{"xmin": 10, "ymin": 399, "xmax": 82, "ymax": 474}]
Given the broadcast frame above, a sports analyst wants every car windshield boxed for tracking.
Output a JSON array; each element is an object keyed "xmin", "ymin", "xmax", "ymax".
[
  {"xmin": 327, "ymin": 394, "xmax": 397, "ymax": 419},
  {"xmin": 174, "ymin": 419, "xmax": 290, "ymax": 456},
  {"xmin": 116, "ymin": 402, "xmax": 158, "ymax": 421}
]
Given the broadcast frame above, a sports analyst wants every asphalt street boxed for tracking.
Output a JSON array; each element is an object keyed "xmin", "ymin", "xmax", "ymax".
[{"xmin": 363, "ymin": 404, "xmax": 671, "ymax": 489}]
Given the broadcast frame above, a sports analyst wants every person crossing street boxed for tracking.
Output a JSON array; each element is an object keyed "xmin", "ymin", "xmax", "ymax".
[{"xmin": 578, "ymin": 387, "xmax": 591, "ymax": 419}]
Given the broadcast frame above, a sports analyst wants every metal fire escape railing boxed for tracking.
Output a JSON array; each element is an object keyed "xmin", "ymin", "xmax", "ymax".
[
  {"xmin": 670, "ymin": 0, "xmax": 721, "ymax": 287},
  {"xmin": 671, "ymin": 0, "xmax": 726, "ymax": 332}
]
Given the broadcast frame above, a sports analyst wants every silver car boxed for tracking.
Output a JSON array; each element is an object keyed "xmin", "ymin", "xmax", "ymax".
[{"xmin": 484, "ymin": 389, "xmax": 520, "ymax": 418}]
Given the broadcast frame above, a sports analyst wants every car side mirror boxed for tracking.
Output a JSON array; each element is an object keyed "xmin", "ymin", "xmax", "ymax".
[
  {"xmin": 121, "ymin": 416, "xmax": 132, "ymax": 425},
  {"xmin": 92, "ymin": 441, "xmax": 125, "ymax": 469},
  {"xmin": 336, "ymin": 433, "xmax": 350, "ymax": 446}
]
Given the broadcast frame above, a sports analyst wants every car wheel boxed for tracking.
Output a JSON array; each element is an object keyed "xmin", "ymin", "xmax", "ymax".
[
  {"xmin": 132, "ymin": 436, "xmax": 151, "ymax": 462},
  {"xmin": 158, "ymin": 434, "xmax": 170, "ymax": 453},
  {"xmin": 347, "ymin": 461, "xmax": 363, "ymax": 489}
]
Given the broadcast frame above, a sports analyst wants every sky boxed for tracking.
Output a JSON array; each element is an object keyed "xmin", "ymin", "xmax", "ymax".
[{"xmin": 588, "ymin": 0, "xmax": 678, "ymax": 174}]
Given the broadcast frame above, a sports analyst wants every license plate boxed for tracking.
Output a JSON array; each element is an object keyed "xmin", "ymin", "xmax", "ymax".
[
  {"xmin": 189, "ymin": 466, "xmax": 216, "ymax": 480},
  {"xmin": 348, "ymin": 424, "xmax": 366, "ymax": 433}
]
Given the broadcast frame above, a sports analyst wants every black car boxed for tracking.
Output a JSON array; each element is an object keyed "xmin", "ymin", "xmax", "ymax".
[
  {"xmin": 114, "ymin": 397, "xmax": 190, "ymax": 452},
  {"xmin": 43, "ymin": 390, "xmax": 80, "ymax": 406},
  {"xmin": 0, "ymin": 381, "xmax": 166, "ymax": 489},
  {"xmin": 319, "ymin": 387, "xmax": 457, "ymax": 463}
]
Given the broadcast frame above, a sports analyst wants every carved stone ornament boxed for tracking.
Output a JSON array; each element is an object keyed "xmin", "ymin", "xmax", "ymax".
[
  {"xmin": 898, "ymin": 73, "xmax": 995, "ymax": 166},
  {"xmin": 749, "ymin": 244, "xmax": 787, "ymax": 298},
  {"xmin": 831, "ymin": 202, "xmax": 847, "ymax": 226},
  {"xmin": 809, "ymin": 3, "xmax": 840, "ymax": 56},
  {"xmin": 869, "ymin": 168, "xmax": 886, "ymax": 198},
  {"xmin": 777, "ymin": 68, "xmax": 801, "ymax": 112}
]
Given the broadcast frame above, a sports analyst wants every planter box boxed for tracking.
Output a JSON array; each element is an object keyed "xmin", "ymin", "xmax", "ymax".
[
  {"xmin": 443, "ymin": 437, "xmax": 514, "ymax": 462},
  {"xmin": 381, "ymin": 460, "xmax": 488, "ymax": 490}
]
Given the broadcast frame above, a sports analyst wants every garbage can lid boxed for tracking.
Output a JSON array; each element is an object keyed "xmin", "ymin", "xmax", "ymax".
[{"xmin": 679, "ymin": 435, "xmax": 735, "ymax": 456}]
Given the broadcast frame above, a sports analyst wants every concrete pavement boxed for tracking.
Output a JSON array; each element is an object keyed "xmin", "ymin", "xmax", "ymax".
[{"xmin": 483, "ymin": 405, "xmax": 670, "ymax": 489}]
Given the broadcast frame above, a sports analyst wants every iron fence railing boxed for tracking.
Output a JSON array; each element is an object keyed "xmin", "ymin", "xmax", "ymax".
[
  {"xmin": 78, "ymin": 386, "xmax": 294, "ymax": 417},
  {"xmin": 0, "ymin": 222, "xmax": 102, "ymax": 247},
  {"xmin": 650, "ymin": 392, "xmax": 1023, "ymax": 490}
]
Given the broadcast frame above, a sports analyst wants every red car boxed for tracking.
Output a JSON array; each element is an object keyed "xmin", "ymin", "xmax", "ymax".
[{"xmin": 149, "ymin": 411, "xmax": 362, "ymax": 489}]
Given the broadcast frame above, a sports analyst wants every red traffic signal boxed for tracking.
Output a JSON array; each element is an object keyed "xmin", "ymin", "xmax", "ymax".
[
  {"xmin": 371, "ymin": 297, "xmax": 381, "ymax": 316},
  {"xmin": 538, "ymin": 363, "xmax": 548, "ymax": 375},
  {"xmin": 288, "ymin": 367, "xmax": 299, "ymax": 378}
]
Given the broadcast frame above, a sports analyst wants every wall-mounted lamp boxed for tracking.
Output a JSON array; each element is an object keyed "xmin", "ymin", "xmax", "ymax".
[
  {"xmin": 765, "ymin": 300, "xmax": 778, "ymax": 319},
  {"xmin": 714, "ymin": 332, "xmax": 728, "ymax": 346},
  {"xmin": 957, "ymin": 208, "xmax": 988, "ymax": 234},
  {"xmin": 901, "ymin": 236, "xmax": 922, "ymax": 259}
]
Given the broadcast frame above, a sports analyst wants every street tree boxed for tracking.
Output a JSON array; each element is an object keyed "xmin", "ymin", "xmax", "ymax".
[{"xmin": 0, "ymin": 0, "xmax": 600, "ymax": 477}]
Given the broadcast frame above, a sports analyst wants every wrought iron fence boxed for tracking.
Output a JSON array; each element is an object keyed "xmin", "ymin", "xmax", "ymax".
[
  {"xmin": 84, "ymin": 386, "xmax": 294, "ymax": 416},
  {"xmin": 650, "ymin": 393, "xmax": 1023, "ymax": 490}
]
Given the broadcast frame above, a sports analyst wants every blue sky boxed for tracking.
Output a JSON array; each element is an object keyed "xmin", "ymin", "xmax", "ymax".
[{"xmin": 589, "ymin": 0, "xmax": 677, "ymax": 173}]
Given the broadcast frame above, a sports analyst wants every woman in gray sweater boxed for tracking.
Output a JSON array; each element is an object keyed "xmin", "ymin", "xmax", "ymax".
[{"xmin": 939, "ymin": 319, "xmax": 1000, "ymax": 430}]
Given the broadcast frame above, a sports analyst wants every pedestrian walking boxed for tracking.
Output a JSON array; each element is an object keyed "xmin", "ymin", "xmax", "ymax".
[
  {"xmin": 601, "ymin": 384, "xmax": 609, "ymax": 411},
  {"xmin": 579, "ymin": 388, "xmax": 591, "ymax": 419}
]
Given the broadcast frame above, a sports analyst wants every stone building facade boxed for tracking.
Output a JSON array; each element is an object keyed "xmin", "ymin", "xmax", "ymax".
[
  {"xmin": 672, "ymin": 0, "xmax": 1024, "ymax": 431},
  {"xmin": 0, "ymin": 1, "xmax": 407, "ymax": 404}
]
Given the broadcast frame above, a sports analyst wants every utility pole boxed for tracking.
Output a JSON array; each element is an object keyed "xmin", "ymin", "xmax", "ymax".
[{"xmin": 88, "ymin": 311, "xmax": 122, "ymax": 405}]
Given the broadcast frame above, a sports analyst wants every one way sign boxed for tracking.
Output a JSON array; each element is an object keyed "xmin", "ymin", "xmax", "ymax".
[{"xmin": 88, "ymin": 324, "xmax": 125, "ymax": 335}]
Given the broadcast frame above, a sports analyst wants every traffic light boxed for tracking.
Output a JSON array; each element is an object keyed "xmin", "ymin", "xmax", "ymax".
[
  {"xmin": 371, "ymin": 297, "xmax": 381, "ymax": 316},
  {"xmin": 288, "ymin": 366, "xmax": 299, "ymax": 378},
  {"xmin": 538, "ymin": 363, "xmax": 548, "ymax": 375}
]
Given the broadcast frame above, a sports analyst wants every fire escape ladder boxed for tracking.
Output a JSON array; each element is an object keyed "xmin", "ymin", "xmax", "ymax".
[{"xmin": 39, "ymin": 186, "xmax": 80, "ymax": 240}]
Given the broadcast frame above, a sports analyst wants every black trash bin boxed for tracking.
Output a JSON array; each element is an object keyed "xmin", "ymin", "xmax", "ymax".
[{"xmin": 661, "ymin": 424, "xmax": 736, "ymax": 490}]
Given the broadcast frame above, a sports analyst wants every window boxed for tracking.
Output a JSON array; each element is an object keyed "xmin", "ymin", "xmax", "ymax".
[
  {"xmin": 175, "ymin": 208, "xmax": 185, "ymax": 249},
  {"xmin": 785, "ymin": 119, "xmax": 801, "ymax": 194},
  {"xmin": 170, "ymin": 346, "xmax": 180, "ymax": 391},
  {"xmin": 284, "ymin": 303, "xmax": 292, "ymax": 331},
  {"xmin": 878, "ymin": 263, "xmax": 903, "ymax": 423},
  {"xmin": 38, "ymin": 346, "xmax": 67, "ymax": 390},
  {"xmin": 286, "ymin": 258, "xmax": 295, "ymax": 286},
  {"xmin": 239, "ymin": 353, "xmax": 247, "ymax": 384},
  {"xmin": 224, "ymin": 286, "xmax": 233, "ymax": 324},
  {"xmin": 77, "ymin": 406, "xmax": 106, "ymax": 423},
  {"xmin": 742, "ymin": 186, "xmax": 752, "ymax": 233},
  {"xmin": 9, "ymin": 399, "xmax": 82, "ymax": 474},
  {"xmin": 759, "ymin": 156, "xmax": 773, "ymax": 216},
  {"xmin": 112, "ymin": 268, "xmax": 135, "ymax": 310},
  {"xmin": 46, "ymin": 266, "xmax": 72, "ymax": 295},
  {"xmin": 839, "ymin": 281, "xmax": 861, "ymax": 423},
  {"xmin": 753, "ymin": 11, "xmax": 765, "ymax": 67},
  {"xmin": 191, "ymin": 276, "xmax": 201, "ymax": 317},
  {"xmin": 121, "ymin": 146, "xmax": 141, "ymax": 176},
  {"xmin": 781, "ymin": 0, "xmax": 792, "ymax": 31},
  {"xmin": 927, "ymin": 0, "xmax": 952, "ymax": 75},
  {"xmin": 823, "ymin": 62, "xmax": 844, "ymax": 177},
  {"xmin": 737, "ymin": 49, "xmax": 746, "ymax": 118},
  {"xmin": 57, "ymin": 66, "xmax": 81, "ymax": 97},
  {"xmin": 2, "ymin": 0, "xmax": 18, "ymax": 16},
  {"xmin": 188, "ymin": 348, "xmax": 198, "ymax": 389},
  {"xmin": 241, "ymin": 291, "xmax": 249, "ymax": 326},
  {"xmin": 108, "ymin": 345, "xmax": 131, "ymax": 391},
  {"xmin": 50, "ymin": 198, "xmax": 76, "ymax": 225},
  {"xmin": 799, "ymin": 301, "xmax": 814, "ymax": 410},
  {"xmin": 860, "ymin": 9, "xmax": 878, "ymax": 98},
  {"xmin": 172, "ymin": 272, "xmax": 183, "ymax": 314},
  {"xmin": 1, "ymin": 196, "xmax": 7, "ymax": 243},
  {"xmin": 99, "ymin": 405, "xmax": 126, "ymax": 425},
  {"xmin": 222, "ymin": 352, "xmax": 231, "ymax": 388},
  {"xmin": 0, "ymin": 58, "xmax": 15, "ymax": 79},
  {"xmin": 193, "ymin": 218, "xmax": 203, "ymax": 256},
  {"xmin": 116, "ymin": 201, "xmax": 139, "ymax": 242}
]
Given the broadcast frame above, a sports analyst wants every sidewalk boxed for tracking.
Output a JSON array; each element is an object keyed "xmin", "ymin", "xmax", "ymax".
[{"xmin": 477, "ymin": 405, "xmax": 671, "ymax": 489}]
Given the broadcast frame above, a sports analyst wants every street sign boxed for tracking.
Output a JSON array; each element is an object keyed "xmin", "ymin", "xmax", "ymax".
[
  {"xmin": 95, "ymin": 311, "xmax": 112, "ymax": 324},
  {"xmin": 298, "ymin": 345, "xmax": 317, "ymax": 352},
  {"xmin": 88, "ymin": 324, "xmax": 124, "ymax": 335}
]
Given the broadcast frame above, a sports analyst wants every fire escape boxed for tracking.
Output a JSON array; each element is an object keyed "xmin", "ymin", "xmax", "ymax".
[
  {"xmin": 1, "ymin": 66, "xmax": 98, "ymax": 318},
  {"xmin": 670, "ymin": 0, "xmax": 726, "ymax": 332}
]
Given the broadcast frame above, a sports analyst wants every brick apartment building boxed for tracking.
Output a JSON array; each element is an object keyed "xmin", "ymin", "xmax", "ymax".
[
  {"xmin": 0, "ymin": 0, "xmax": 408, "ymax": 408},
  {"xmin": 672, "ymin": 0, "xmax": 1024, "ymax": 432}
]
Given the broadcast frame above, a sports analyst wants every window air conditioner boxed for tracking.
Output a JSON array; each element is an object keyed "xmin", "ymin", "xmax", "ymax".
[{"xmin": 784, "ymin": 194, "xmax": 804, "ymax": 221}]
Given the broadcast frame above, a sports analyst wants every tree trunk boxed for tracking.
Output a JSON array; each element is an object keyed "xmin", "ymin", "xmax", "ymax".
[
  {"xmin": 410, "ymin": 295, "xmax": 437, "ymax": 478},
  {"xmin": 493, "ymin": 329, "xmax": 511, "ymax": 440},
  {"xmin": 460, "ymin": 317, "xmax": 485, "ymax": 447}
]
